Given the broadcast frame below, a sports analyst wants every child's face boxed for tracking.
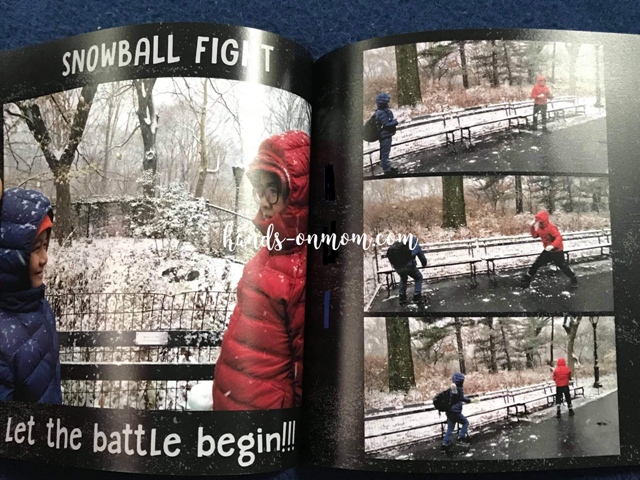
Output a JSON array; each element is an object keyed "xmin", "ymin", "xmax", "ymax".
[
  {"xmin": 253, "ymin": 171, "xmax": 286, "ymax": 219},
  {"xmin": 30, "ymin": 230, "xmax": 50, "ymax": 288}
]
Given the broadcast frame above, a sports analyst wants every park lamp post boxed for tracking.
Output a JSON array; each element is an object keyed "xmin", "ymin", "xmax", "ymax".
[
  {"xmin": 231, "ymin": 165, "xmax": 245, "ymax": 246},
  {"xmin": 590, "ymin": 316, "xmax": 603, "ymax": 388}
]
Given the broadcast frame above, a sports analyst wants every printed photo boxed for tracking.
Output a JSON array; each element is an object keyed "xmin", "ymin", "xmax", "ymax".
[
  {"xmin": 363, "ymin": 40, "xmax": 606, "ymax": 177},
  {"xmin": 364, "ymin": 174, "xmax": 612, "ymax": 314},
  {"xmin": 364, "ymin": 316, "xmax": 619, "ymax": 460},
  {"xmin": 1, "ymin": 77, "xmax": 310, "ymax": 411}
]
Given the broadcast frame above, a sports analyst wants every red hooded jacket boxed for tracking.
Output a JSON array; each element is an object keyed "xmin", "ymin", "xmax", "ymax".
[
  {"xmin": 531, "ymin": 75, "xmax": 553, "ymax": 105},
  {"xmin": 553, "ymin": 358, "xmax": 572, "ymax": 387},
  {"xmin": 530, "ymin": 210, "xmax": 564, "ymax": 251},
  {"xmin": 212, "ymin": 130, "xmax": 310, "ymax": 410}
]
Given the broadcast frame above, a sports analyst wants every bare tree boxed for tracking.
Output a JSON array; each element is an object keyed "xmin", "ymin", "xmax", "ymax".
[
  {"xmin": 134, "ymin": 79, "xmax": 158, "ymax": 196},
  {"xmin": 10, "ymin": 85, "xmax": 98, "ymax": 244}
]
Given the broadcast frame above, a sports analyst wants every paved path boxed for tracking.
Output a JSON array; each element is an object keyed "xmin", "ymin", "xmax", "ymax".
[
  {"xmin": 366, "ymin": 117, "xmax": 608, "ymax": 177},
  {"xmin": 367, "ymin": 259, "xmax": 614, "ymax": 315},
  {"xmin": 389, "ymin": 391, "xmax": 620, "ymax": 461}
]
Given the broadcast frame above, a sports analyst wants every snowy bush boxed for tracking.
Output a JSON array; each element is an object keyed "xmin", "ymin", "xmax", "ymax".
[{"xmin": 130, "ymin": 182, "xmax": 209, "ymax": 257}]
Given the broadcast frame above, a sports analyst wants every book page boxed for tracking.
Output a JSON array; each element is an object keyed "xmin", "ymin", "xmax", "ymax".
[
  {"xmin": 305, "ymin": 28, "xmax": 640, "ymax": 474},
  {"xmin": 0, "ymin": 23, "xmax": 312, "ymax": 475}
]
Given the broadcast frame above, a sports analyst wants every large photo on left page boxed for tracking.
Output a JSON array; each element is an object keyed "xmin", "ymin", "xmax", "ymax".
[{"xmin": 0, "ymin": 23, "xmax": 312, "ymax": 475}]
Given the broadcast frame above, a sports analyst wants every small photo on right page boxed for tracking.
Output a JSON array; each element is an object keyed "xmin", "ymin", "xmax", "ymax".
[
  {"xmin": 364, "ymin": 316, "xmax": 619, "ymax": 461},
  {"xmin": 362, "ymin": 40, "xmax": 606, "ymax": 178}
]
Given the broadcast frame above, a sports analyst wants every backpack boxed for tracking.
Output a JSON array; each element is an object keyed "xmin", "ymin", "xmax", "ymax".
[
  {"xmin": 386, "ymin": 241, "xmax": 413, "ymax": 269},
  {"xmin": 363, "ymin": 113, "xmax": 381, "ymax": 142},
  {"xmin": 433, "ymin": 388, "xmax": 455, "ymax": 412}
]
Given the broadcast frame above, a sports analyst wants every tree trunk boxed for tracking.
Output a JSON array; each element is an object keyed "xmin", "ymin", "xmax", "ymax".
[
  {"xmin": 503, "ymin": 42, "xmax": 513, "ymax": 86},
  {"xmin": 487, "ymin": 317, "xmax": 497, "ymax": 373},
  {"xmin": 15, "ymin": 83, "xmax": 98, "ymax": 245},
  {"xmin": 491, "ymin": 40, "xmax": 500, "ymax": 87},
  {"xmin": 550, "ymin": 317, "xmax": 555, "ymax": 366},
  {"xmin": 515, "ymin": 175, "xmax": 524, "ymax": 214},
  {"xmin": 595, "ymin": 45, "xmax": 603, "ymax": 107},
  {"xmin": 566, "ymin": 316, "xmax": 583, "ymax": 372},
  {"xmin": 454, "ymin": 317, "xmax": 466, "ymax": 374},
  {"xmin": 500, "ymin": 320, "xmax": 512, "ymax": 371},
  {"xmin": 565, "ymin": 177, "xmax": 574, "ymax": 212},
  {"xmin": 395, "ymin": 44, "xmax": 422, "ymax": 107},
  {"xmin": 194, "ymin": 79, "xmax": 208, "ymax": 198},
  {"xmin": 442, "ymin": 176, "xmax": 467, "ymax": 228},
  {"xmin": 53, "ymin": 166, "xmax": 72, "ymax": 245},
  {"xmin": 385, "ymin": 317, "xmax": 416, "ymax": 392},
  {"xmin": 567, "ymin": 44, "xmax": 581, "ymax": 97},
  {"xmin": 459, "ymin": 41, "xmax": 469, "ymax": 89},
  {"xmin": 134, "ymin": 78, "xmax": 159, "ymax": 197},
  {"xmin": 101, "ymin": 97, "xmax": 114, "ymax": 195},
  {"xmin": 551, "ymin": 42, "xmax": 556, "ymax": 83}
]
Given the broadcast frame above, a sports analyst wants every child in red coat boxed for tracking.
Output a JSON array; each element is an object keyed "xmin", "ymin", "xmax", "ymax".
[
  {"xmin": 531, "ymin": 75, "xmax": 553, "ymax": 131},
  {"xmin": 520, "ymin": 210, "xmax": 578, "ymax": 288},
  {"xmin": 212, "ymin": 130, "xmax": 309, "ymax": 411},
  {"xmin": 553, "ymin": 358, "xmax": 575, "ymax": 417}
]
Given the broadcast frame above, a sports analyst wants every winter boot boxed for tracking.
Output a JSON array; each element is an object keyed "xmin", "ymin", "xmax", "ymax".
[
  {"xmin": 569, "ymin": 408, "xmax": 575, "ymax": 417},
  {"xmin": 519, "ymin": 273, "xmax": 532, "ymax": 287},
  {"xmin": 556, "ymin": 406, "xmax": 561, "ymax": 419},
  {"xmin": 383, "ymin": 167, "xmax": 398, "ymax": 176},
  {"xmin": 570, "ymin": 276, "xmax": 579, "ymax": 289},
  {"xmin": 458, "ymin": 436, "xmax": 471, "ymax": 445},
  {"xmin": 441, "ymin": 444, "xmax": 452, "ymax": 453},
  {"xmin": 412, "ymin": 293, "xmax": 424, "ymax": 305},
  {"xmin": 399, "ymin": 294, "xmax": 407, "ymax": 306}
]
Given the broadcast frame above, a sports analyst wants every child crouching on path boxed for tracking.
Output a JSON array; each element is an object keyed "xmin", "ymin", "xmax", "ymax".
[
  {"xmin": 213, "ymin": 130, "xmax": 310, "ymax": 411},
  {"xmin": 0, "ymin": 187, "xmax": 62, "ymax": 403}
]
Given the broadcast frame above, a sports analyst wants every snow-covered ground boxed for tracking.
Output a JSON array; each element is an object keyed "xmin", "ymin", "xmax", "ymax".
[
  {"xmin": 47, "ymin": 237, "xmax": 245, "ymax": 295},
  {"xmin": 365, "ymin": 374, "xmax": 617, "ymax": 454}
]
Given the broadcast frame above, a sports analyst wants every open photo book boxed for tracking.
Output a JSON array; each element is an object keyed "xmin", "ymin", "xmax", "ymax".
[{"xmin": 0, "ymin": 22, "xmax": 639, "ymax": 476}]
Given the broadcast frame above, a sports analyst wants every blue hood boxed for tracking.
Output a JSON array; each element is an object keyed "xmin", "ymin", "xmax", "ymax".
[
  {"xmin": 452, "ymin": 372, "xmax": 465, "ymax": 386},
  {"xmin": 376, "ymin": 93, "xmax": 391, "ymax": 109},
  {"xmin": 0, "ymin": 188, "xmax": 53, "ymax": 293}
]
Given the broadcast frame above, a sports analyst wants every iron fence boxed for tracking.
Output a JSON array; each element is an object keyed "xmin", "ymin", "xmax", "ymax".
[{"xmin": 49, "ymin": 290, "xmax": 236, "ymax": 410}]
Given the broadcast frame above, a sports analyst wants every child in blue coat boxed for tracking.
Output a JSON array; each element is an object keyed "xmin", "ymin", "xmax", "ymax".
[
  {"xmin": 375, "ymin": 93, "xmax": 399, "ymax": 175},
  {"xmin": 441, "ymin": 372, "xmax": 472, "ymax": 451},
  {"xmin": 0, "ymin": 187, "xmax": 62, "ymax": 403}
]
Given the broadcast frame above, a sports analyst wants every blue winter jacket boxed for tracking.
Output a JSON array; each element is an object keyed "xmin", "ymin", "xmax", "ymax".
[
  {"xmin": 0, "ymin": 188, "xmax": 62, "ymax": 404},
  {"xmin": 375, "ymin": 93, "xmax": 398, "ymax": 139},
  {"xmin": 395, "ymin": 234, "xmax": 427, "ymax": 272},
  {"xmin": 449, "ymin": 372, "xmax": 471, "ymax": 414}
]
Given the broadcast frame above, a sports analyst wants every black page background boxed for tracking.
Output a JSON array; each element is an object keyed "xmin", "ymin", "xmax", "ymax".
[{"xmin": 304, "ymin": 29, "xmax": 640, "ymax": 475}]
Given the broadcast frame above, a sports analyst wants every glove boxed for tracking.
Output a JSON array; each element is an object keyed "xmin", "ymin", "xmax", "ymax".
[
  {"xmin": 538, "ymin": 94, "xmax": 545, "ymax": 98},
  {"xmin": 545, "ymin": 245, "xmax": 555, "ymax": 252},
  {"xmin": 530, "ymin": 219, "xmax": 538, "ymax": 227},
  {"xmin": 450, "ymin": 383, "xmax": 458, "ymax": 394}
]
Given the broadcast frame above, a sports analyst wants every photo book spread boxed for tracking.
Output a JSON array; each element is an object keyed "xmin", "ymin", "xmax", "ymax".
[{"xmin": 1, "ymin": 23, "xmax": 640, "ymax": 476}]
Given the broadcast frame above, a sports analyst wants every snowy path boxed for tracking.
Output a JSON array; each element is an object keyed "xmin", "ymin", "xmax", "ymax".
[{"xmin": 381, "ymin": 390, "xmax": 619, "ymax": 461}]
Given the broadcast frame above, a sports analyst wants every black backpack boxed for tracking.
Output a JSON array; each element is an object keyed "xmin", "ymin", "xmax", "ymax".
[
  {"xmin": 363, "ymin": 113, "xmax": 381, "ymax": 142},
  {"xmin": 433, "ymin": 388, "xmax": 455, "ymax": 412},
  {"xmin": 386, "ymin": 241, "xmax": 413, "ymax": 269}
]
